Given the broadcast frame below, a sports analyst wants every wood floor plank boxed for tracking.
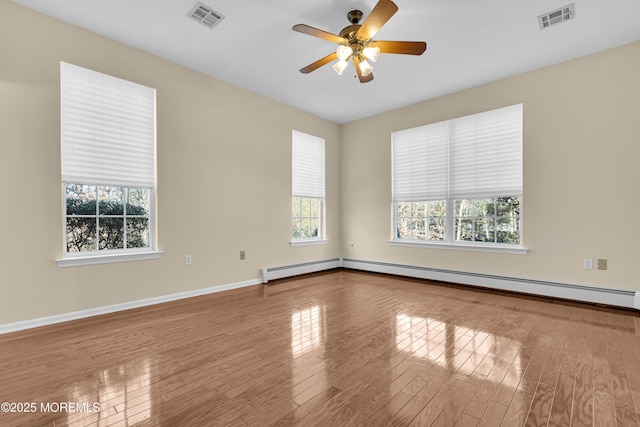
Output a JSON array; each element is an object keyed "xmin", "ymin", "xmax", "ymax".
[
  {"xmin": 571, "ymin": 325, "xmax": 594, "ymax": 427},
  {"xmin": 389, "ymin": 367, "xmax": 453, "ymax": 425},
  {"xmin": 593, "ymin": 356, "xmax": 617, "ymax": 427},
  {"xmin": 0, "ymin": 270, "xmax": 638, "ymax": 427},
  {"xmin": 500, "ymin": 389, "xmax": 534, "ymax": 427},
  {"xmin": 408, "ymin": 374, "xmax": 468, "ymax": 426},
  {"xmin": 361, "ymin": 390, "xmax": 413, "ymax": 427},
  {"xmin": 607, "ymin": 350, "xmax": 640, "ymax": 425},
  {"xmin": 455, "ymin": 413, "xmax": 480, "ymax": 427},
  {"xmin": 271, "ymin": 386, "xmax": 341, "ymax": 426},
  {"xmin": 431, "ymin": 376, "xmax": 486, "ymax": 427},
  {"xmin": 477, "ymin": 400, "xmax": 508, "ymax": 427},
  {"xmin": 548, "ymin": 371, "xmax": 576, "ymax": 427},
  {"xmin": 524, "ymin": 380, "xmax": 554, "ymax": 426}
]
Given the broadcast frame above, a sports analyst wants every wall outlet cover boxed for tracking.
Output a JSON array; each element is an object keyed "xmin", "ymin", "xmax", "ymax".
[{"xmin": 597, "ymin": 258, "xmax": 607, "ymax": 270}]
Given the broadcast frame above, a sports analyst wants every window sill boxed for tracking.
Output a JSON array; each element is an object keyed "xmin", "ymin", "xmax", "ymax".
[
  {"xmin": 388, "ymin": 239, "xmax": 527, "ymax": 255},
  {"xmin": 290, "ymin": 239, "xmax": 329, "ymax": 247},
  {"xmin": 56, "ymin": 250, "xmax": 164, "ymax": 268}
]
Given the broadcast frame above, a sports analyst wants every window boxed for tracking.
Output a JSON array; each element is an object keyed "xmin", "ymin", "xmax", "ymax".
[
  {"xmin": 60, "ymin": 62, "xmax": 157, "ymax": 262},
  {"xmin": 65, "ymin": 185, "xmax": 151, "ymax": 252},
  {"xmin": 292, "ymin": 130, "xmax": 325, "ymax": 243},
  {"xmin": 392, "ymin": 104, "xmax": 523, "ymax": 248},
  {"xmin": 396, "ymin": 200, "xmax": 446, "ymax": 241},
  {"xmin": 292, "ymin": 197, "xmax": 321, "ymax": 239}
]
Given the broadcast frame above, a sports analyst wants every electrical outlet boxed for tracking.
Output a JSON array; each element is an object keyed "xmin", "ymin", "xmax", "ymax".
[
  {"xmin": 348, "ymin": 242, "xmax": 354, "ymax": 249},
  {"xmin": 597, "ymin": 258, "xmax": 607, "ymax": 270},
  {"xmin": 240, "ymin": 250, "xmax": 245, "ymax": 260},
  {"xmin": 185, "ymin": 255, "xmax": 192, "ymax": 266},
  {"xmin": 583, "ymin": 258, "xmax": 592, "ymax": 270}
]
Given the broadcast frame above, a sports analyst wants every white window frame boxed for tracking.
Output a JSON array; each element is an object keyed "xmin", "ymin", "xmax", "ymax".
[
  {"xmin": 291, "ymin": 196, "xmax": 324, "ymax": 242},
  {"xmin": 291, "ymin": 130, "xmax": 327, "ymax": 246},
  {"xmin": 390, "ymin": 104, "xmax": 526, "ymax": 254},
  {"xmin": 56, "ymin": 62, "xmax": 162, "ymax": 267},
  {"xmin": 391, "ymin": 199, "xmax": 525, "ymax": 254}
]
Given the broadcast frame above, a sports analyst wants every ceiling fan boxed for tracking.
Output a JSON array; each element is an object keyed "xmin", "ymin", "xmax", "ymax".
[{"xmin": 292, "ymin": 0, "xmax": 427, "ymax": 83}]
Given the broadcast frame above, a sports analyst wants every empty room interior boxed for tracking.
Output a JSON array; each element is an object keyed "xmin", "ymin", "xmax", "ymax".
[{"xmin": 1, "ymin": 0, "xmax": 640, "ymax": 426}]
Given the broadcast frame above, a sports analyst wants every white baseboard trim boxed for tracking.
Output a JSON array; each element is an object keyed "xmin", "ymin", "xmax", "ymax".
[
  {"xmin": 261, "ymin": 257, "xmax": 343, "ymax": 283},
  {"xmin": 0, "ymin": 278, "xmax": 261, "ymax": 335},
  {"xmin": 4, "ymin": 259, "xmax": 636, "ymax": 335},
  {"xmin": 343, "ymin": 258, "xmax": 638, "ymax": 310}
]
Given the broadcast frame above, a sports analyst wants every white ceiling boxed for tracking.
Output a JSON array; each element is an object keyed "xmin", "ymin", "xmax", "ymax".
[{"xmin": 12, "ymin": 0, "xmax": 640, "ymax": 124}]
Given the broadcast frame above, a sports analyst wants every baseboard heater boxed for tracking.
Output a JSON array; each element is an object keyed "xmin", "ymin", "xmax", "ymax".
[
  {"xmin": 261, "ymin": 257, "xmax": 343, "ymax": 283},
  {"xmin": 342, "ymin": 258, "xmax": 639, "ymax": 310}
]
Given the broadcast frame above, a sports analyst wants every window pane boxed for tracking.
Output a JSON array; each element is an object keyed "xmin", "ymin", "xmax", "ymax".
[
  {"xmin": 397, "ymin": 216, "xmax": 411, "ymax": 239},
  {"xmin": 292, "ymin": 219, "xmax": 302, "ymax": 239},
  {"xmin": 497, "ymin": 217, "xmax": 520, "ymax": 244},
  {"xmin": 475, "ymin": 218, "xmax": 495, "ymax": 242},
  {"xmin": 66, "ymin": 184, "xmax": 96, "ymax": 216},
  {"xmin": 428, "ymin": 200, "xmax": 446, "ymax": 217},
  {"xmin": 309, "ymin": 218, "xmax": 319, "ymax": 238},
  {"xmin": 412, "ymin": 201, "xmax": 426, "ymax": 217},
  {"xmin": 456, "ymin": 218, "xmax": 474, "ymax": 241},
  {"xmin": 127, "ymin": 218, "xmax": 149, "ymax": 248},
  {"xmin": 309, "ymin": 199, "xmax": 319, "ymax": 218},
  {"xmin": 66, "ymin": 217, "xmax": 96, "ymax": 252},
  {"xmin": 99, "ymin": 218, "xmax": 124, "ymax": 250},
  {"xmin": 412, "ymin": 218, "xmax": 426, "ymax": 240},
  {"xmin": 428, "ymin": 217, "xmax": 446, "ymax": 240},
  {"xmin": 98, "ymin": 186, "xmax": 124, "ymax": 215},
  {"xmin": 127, "ymin": 188, "xmax": 150, "ymax": 216},
  {"xmin": 455, "ymin": 199, "xmax": 473, "ymax": 217},
  {"xmin": 301, "ymin": 198, "xmax": 311, "ymax": 217},
  {"xmin": 292, "ymin": 197, "xmax": 301, "ymax": 217},
  {"xmin": 474, "ymin": 199, "xmax": 495, "ymax": 217},
  {"xmin": 497, "ymin": 197, "xmax": 520, "ymax": 217},
  {"xmin": 397, "ymin": 202, "xmax": 411, "ymax": 218},
  {"xmin": 301, "ymin": 218, "xmax": 311, "ymax": 238}
]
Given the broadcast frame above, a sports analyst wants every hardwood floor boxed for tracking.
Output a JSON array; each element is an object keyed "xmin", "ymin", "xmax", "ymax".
[{"xmin": 1, "ymin": 270, "xmax": 639, "ymax": 426}]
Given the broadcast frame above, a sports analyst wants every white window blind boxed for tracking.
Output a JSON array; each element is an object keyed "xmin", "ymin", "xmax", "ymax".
[
  {"xmin": 392, "ymin": 104, "xmax": 522, "ymax": 201},
  {"xmin": 292, "ymin": 130, "xmax": 325, "ymax": 198},
  {"xmin": 449, "ymin": 104, "xmax": 522, "ymax": 198},
  {"xmin": 392, "ymin": 121, "xmax": 448, "ymax": 202},
  {"xmin": 60, "ymin": 62, "xmax": 156, "ymax": 188}
]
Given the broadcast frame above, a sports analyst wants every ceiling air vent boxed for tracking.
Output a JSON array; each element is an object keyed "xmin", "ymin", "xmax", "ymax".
[
  {"xmin": 538, "ymin": 3, "xmax": 574, "ymax": 29},
  {"xmin": 188, "ymin": 2, "xmax": 225, "ymax": 29}
]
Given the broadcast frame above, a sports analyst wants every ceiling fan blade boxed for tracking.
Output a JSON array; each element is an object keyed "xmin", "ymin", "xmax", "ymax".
[
  {"xmin": 370, "ymin": 40, "xmax": 427, "ymax": 55},
  {"xmin": 292, "ymin": 24, "xmax": 345, "ymax": 44},
  {"xmin": 299, "ymin": 52, "xmax": 338, "ymax": 74},
  {"xmin": 353, "ymin": 56, "xmax": 374, "ymax": 83},
  {"xmin": 357, "ymin": 0, "xmax": 399, "ymax": 41}
]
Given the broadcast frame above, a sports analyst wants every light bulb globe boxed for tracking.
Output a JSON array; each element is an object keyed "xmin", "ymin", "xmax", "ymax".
[
  {"xmin": 363, "ymin": 46, "xmax": 380, "ymax": 62},
  {"xmin": 333, "ymin": 59, "xmax": 348, "ymax": 75},
  {"xmin": 358, "ymin": 59, "xmax": 373, "ymax": 76},
  {"xmin": 336, "ymin": 45, "xmax": 353, "ymax": 61}
]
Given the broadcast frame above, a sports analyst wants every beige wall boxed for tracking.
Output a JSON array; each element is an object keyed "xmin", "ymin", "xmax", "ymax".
[
  {"xmin": 1, "ymin": 1, "xmax": 638, "ymax": 326},
  {"xmin": 0, "ymin": 2, "xmax": 341, "ymax": 324},
  {"xmin": 341, "ymin": 40, "xmax": 640, "ymax": 291}
]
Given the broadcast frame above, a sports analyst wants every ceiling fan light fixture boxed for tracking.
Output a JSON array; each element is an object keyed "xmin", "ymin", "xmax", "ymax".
[
  {"xmin": 336, "ymin": 45, "xmax": 353, "ymax": 61},
  {"xmin": 363, "ymin": 46, "xmax": 380, "ymax": 62},
  {"xmin": 333, "ymin": 59, "xmax": 349, "ymax": 75},
  {"xmin": 358, "ymin": 59, "xmax": 373, "ymax": 76},
  {"xmin": 293, "ymin": 0, "xmax": 426, "ymax": 83}
]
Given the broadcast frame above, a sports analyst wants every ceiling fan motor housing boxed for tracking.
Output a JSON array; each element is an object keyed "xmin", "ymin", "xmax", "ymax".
[{"xmin": 347, "ymin": 10, "xmax": 363, "ymax": 24}]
